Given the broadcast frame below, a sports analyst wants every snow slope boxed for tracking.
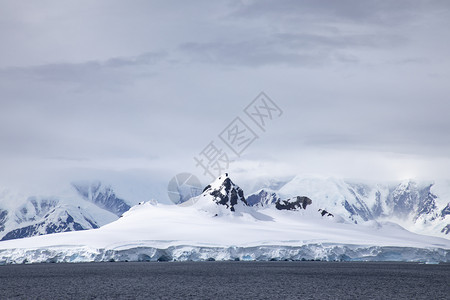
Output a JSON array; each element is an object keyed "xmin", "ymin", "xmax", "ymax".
[
  {"xmin": 259, "ymin": 175, "xmax": 450, "ymax": 238},
  {"xmin": 0, "ymin": 181, "xmax": 127, "ymax": 240},
  {"xmin": 0, "ymin": 175, "xmax": 449, "ymax": 264}
]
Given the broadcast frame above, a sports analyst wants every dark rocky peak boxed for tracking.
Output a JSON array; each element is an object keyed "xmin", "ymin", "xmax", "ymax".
[{"xmin": 201, "ymin": 173, "xmax": 247, "ymax": 212}]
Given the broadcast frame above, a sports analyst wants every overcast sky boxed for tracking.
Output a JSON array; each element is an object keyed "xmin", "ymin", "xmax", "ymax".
[{"xmin": 1, "ymin": 0, "xmax": 450, "ymax": 187}]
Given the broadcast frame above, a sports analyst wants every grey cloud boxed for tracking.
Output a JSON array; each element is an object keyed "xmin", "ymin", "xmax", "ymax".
[
  {"xmin": 231, "ymin": 0, "xmax": 450, "ymax": 26},
  {"xmin": 180, "ymin": 40, "xmax": 325, "ymax": 67},
  {"xmin": 276, "ymin": 33, "xmax": 406, "ymax": 49},
  {"xmin": 0, "ymin": 0, "xmax": 449, "ymax": 181},
  {"xmin": 103, "ymin": 52, "xmax": 168, "ymax": 68},
  {"xmin": 0, "ymin": 51, "xmax": 167, "ymax": 89},
  {"xmin": 179, "ymin": 32, "xmax": 405, "ymax": 67},
  {"xmin": 273, "ymin": 91, "xmax": 450, "ymax": 157}
]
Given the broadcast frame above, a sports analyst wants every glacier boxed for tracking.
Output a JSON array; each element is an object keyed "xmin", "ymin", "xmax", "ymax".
[
  {"xmin": 0, "ymin": 174, "xmax": 449, "ymax": 264},
  {"xmin": 1, "ymin": 244, "xmax": 449, "ymax": 265},
  {"xmin": 1, "ymin": 173, "xmax": 449, "ymax": 242},
  {"xmin": 0, "ymin": 197, "xmax": 449, "ymax": 263}
]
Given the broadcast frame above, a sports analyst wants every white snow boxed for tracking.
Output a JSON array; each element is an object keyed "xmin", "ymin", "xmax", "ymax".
[
  {"xmin": 0, "ymin": 199, "xmax": 449, "ymax": 264},
  {"xmin": 0, "ymin": 173, "xmax": 449, "ymax": 264}
]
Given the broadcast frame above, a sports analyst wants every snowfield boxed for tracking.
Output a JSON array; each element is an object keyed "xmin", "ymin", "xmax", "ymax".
[
  {"xmin": 0, "ymin": 200, "xmax": 449, "ymax": 264},
  {"xmin": 0, "ymin": 174, "xmax": 449, "ymax": 264}
]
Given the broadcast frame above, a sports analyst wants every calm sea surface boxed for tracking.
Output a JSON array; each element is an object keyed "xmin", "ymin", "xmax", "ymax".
[{"xmin": 0, "ymin": 261, "xmax": 449, "ymax": 299}]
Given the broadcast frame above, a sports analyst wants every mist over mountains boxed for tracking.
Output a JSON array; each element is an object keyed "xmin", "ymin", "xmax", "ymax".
[
  {"xmin": 0, "ymin": 172, "xmax": 448, "ymax": 243},
  {"xmin": 0, "ymin": 173, "xmax": 449, "ymax": 264}
]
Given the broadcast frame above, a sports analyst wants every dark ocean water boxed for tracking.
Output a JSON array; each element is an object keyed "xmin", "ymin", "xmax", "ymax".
[{"xmin": 0, "ymin": 261, "xmax": 449, "ymax": 299}]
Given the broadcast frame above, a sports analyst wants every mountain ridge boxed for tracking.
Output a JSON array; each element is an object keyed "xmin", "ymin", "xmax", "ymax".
[
  {"xmin": 0, "ymin": 174, "xmax": 449, "ymax": 264},
  {"xmin": 0, "ymin": 174, "xmax": 449, "ymax": 241},
  {"xmin": 248, "ymin": 176, "xmax": 449, "ymax": 238}
]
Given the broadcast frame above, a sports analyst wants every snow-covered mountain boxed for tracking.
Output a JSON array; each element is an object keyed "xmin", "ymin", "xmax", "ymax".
[
  {"xmin": 0, "ymin": 181, "xmax": 130, "ymax": 240},
  {"xmin": 199, "ymin": 173, "xmax": 247, "ymax": 211},
  {"xmin": 0, "ymin": 174, "xmax": 449, "ymax": 264},
  {"xmin": 246, "ymin": 189, "xmax": 280, "ymax": 207},
  {"xmin": 1, "ymin": 205, "xmax": 100, "ymax": 241},
  {"xmin": 1, "ymin": 173, "xmax": 449, "ymax": 244},
  {"xmin": 72, "ymin": 181, "xmax": 131, "ymax": 216},
  {"xmin": 246, "ymin": 176, "xmax": 450, "ymax": 238}
]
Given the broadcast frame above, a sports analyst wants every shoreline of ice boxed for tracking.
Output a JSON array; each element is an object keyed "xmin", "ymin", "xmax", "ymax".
[{"xmin": 1, "ymin": 243, "xmax": 449, "ymax": 265}]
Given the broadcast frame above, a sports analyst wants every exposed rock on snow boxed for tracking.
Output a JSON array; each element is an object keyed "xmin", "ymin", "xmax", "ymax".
[
  {"xmin": 1, "ymin": 205, "xmax": 98, "ymax": 241},
  {"xmin": 318, "ymin": 209, "xmax": 334, "ymax": 218},
  {"xmin": 0, "ymin": 182, "xmax": 127, "ymax": 241},
  {"xmin": 275, "ymin": 196, "xmax": 312, "ymax": 211},
  {"xmin": 0, "ymin": 174, "xmax": 449, "ymax": 264},
  {"xmin": 200, "ymin": 173, "xmax": 247, "ymax": 211},
  {"xmin": 442, "ymin": 225, "xmax": 450, "ymax": 235}
]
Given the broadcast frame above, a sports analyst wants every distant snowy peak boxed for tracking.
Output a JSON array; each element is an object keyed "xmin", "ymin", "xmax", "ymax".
[
  {"xmin": 0, "ymin": 181, "xmax": 129, "ymax": 241},
  {"xmin": 390, "ymin": 180, "xmax": 421, "ymax": 217},
  {"xmin": 246, "ymin": 189, "xmax": 280, "ymax": 207},
  {"xmin": 1, "ymin": 205, "xmax": 98, "ymax": 241},
  {"xmin": 269, "ymin": 176, "xmax": 449, "ymax": 237},
  {"xmin": 385, "ymin": 179, "xmax": 441, "ymax": 220},
  {"xmin": 72, "ymin": 181, "xmax": 131, "ymax": 216},
  {"xmin": 200, "ymin": 173, "xmax": 247, "ymax": 211},
  {"xmin": 388, "ymin": 180, "xmax": 449, "ymax": 236},
  {"xmin": 14, "ymin": 197, "xmax": 59, "ymax": 224}
]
